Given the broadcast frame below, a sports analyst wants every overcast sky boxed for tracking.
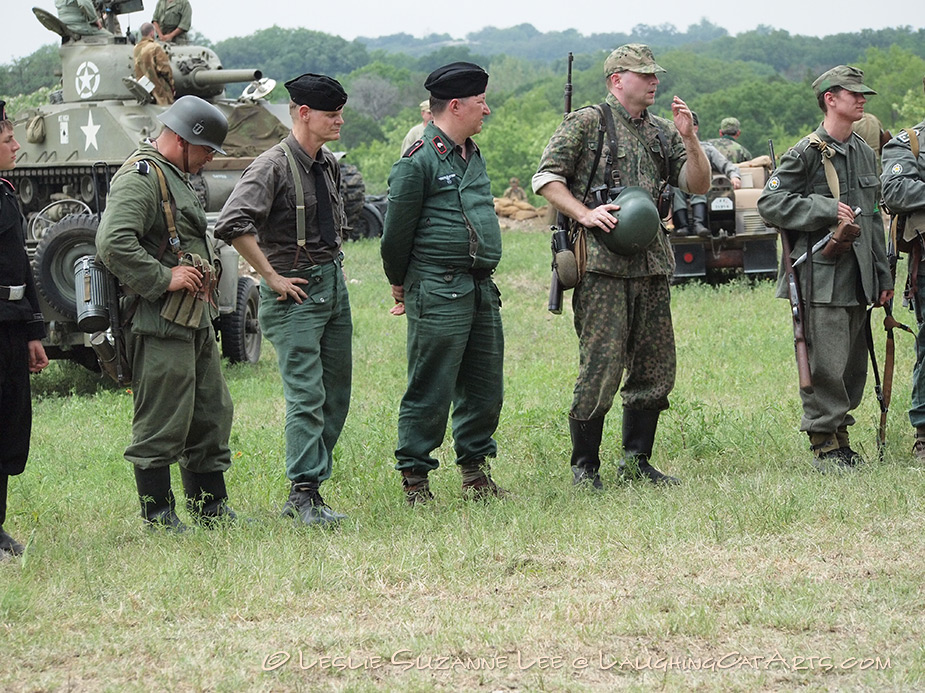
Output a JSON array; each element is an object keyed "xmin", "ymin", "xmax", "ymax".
[{"xmin": 6, "ymin": 0, "xmax": 923, "ymax": 64}]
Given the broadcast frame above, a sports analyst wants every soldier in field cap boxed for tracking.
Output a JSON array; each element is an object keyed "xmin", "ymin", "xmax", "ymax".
[
  {"xmin": 381, "ymin": 61, "xmax": 507, "ymax": 505},
  {"xmin": 534, "ymin": 43, "xmax": 710, "ymax": 489},
  {"xmin": 758, "ymin": 65, "xmax": 891, "ymax": 472},
  {"xmin": 216, "ymin": 73, "xmax": 352, "ymax": 526}
]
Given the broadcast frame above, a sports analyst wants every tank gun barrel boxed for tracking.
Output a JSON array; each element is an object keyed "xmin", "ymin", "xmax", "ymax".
[{"xmin": 188, "ymin": 68, "xmax": 264, "ymax": 88}]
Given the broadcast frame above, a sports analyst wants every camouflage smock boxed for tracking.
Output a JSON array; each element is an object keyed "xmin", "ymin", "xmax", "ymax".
[{"xmin": 707, "ymin": 135, "xmax": 752, "ymax": 164}]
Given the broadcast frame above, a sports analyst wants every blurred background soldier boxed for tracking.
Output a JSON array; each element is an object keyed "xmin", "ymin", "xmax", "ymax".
[
  {"xmin": 880, "ymin": 76, "xmax": 925, "ymax": 459},
  {"xmin": 216, "ymin": 74, "xmax": 352, "ymax": 527},
  {"xmin": 97, "ymin": 96, "xmax": 237, "ymax": 531},
  {"xmin": 853, "ymin": 111, "xmax": 891, "ymax": 175},
  {"xmin": 133, "ymin": 22, "xmax": 175, "ymax": 106},
  {"xmin": 0, "ymin": 100, "xmax": 48, "ymax": 559},
  {"xmin": 707, "ymin": 117, "xmax": 752, "ymax": 163},
  {"xmin": 533, "ymin": 44, "xmax": 710, "ymax": 489},
  {"xmin": 152, "ymin": 0, "xmax": 191, "ymax": 44},
  {"xmin": 54, "ymin": 0, "xmax": 112, "ymax": 36},
  {"xmin": 400, "ymin": 99, "xmax": 433, "ymax": 156},
  {"xmin": 503, "ymin": 176, "xmax": 527, "ymax": 201}
]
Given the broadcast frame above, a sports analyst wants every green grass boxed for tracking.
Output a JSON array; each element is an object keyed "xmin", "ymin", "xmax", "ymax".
[{"xmin": 3, "ymin": 230, "xmax": 923, "ymax": 692}]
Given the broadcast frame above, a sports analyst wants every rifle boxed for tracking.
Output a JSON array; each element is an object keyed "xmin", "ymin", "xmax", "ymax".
[
  {"xmin": 769, "ymin": 139, "xmax": 813, "ymax": 393},
  {"xmin": 548, "ymin": 52, "xmax": 574, "ymax": 314}
]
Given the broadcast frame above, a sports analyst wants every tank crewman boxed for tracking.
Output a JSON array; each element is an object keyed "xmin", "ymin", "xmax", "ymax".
[
  {"xmin": 54, "ymin": 0, "xmax": 112, "ymax": 37},
  {"xmin": 672, "ymin": 111, "xmax": 741, "ymax": 237},
  {"xmin": 381, "ymin": 62, "xmax": 507, "ymax": 505},
  {"xmin": 533, "ymin": 43, "xmax": 710, "ymax": 489},
  {"xmin": 758, "ymin": 66, "xmax": 892, "ymax": 471},
  {"xmin": 97, "ymin": 95, "xmax": 238, "ymax": 531},
  {"xmin": 215, "ymin": 74, "xmax": 352, "ymax": 527},
  {"xmin": 133, "ymin": 22, "xmax": 175, "ymax": 106},
  {"xmin": 0, "ymin": 100, "xmax": 49, "ymax": 559},
  {"xmin": 400, "ymin": 99, "xmax": 434, "ymax": 156},
  {"xmin": 152, "ymin": 0, "xmax": 192, "ymax": 44},
  {"xmin": 880, "ymin": 76, "xmax": 925, "ymax": 459}
]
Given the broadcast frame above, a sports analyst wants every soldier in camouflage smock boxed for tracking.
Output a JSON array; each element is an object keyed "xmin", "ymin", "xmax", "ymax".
[
  {"xmin": 707, "ymin": 117, "xmax": 753, "ymax": 164},
  {"xmin": 533, "ymin": 44, "xmax": 710, "ymax": 488}
]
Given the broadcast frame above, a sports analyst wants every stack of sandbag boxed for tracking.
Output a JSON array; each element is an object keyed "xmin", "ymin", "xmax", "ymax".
[{"xmin": 494, "ymin": 197, "xmax": 546, "ymax": 221}]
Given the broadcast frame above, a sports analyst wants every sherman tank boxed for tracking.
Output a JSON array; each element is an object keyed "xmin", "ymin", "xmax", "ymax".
[{"xmin": 3, "ymin": 2, "xmax": 299, "ymax": 368}]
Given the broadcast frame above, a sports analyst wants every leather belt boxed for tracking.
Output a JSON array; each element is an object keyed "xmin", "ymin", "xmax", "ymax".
[{"xmin": 0, "ymin": 284, "xmax": 26, "ymax": 301}]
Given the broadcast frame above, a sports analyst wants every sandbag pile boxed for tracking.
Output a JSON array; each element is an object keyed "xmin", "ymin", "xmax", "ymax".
[{"xmin": 494, "ymin": 196, "xmax": 546, "ymax": 221}]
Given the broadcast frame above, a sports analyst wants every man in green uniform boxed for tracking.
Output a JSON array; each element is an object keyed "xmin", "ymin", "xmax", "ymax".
[
  {"xmin": 881, "ymin": 76, "xmax": 925, "ymax": 459},
  {"xmin": 533, "ymin": 44, "xmax": 710, "ymax": 489},
  {"xmin": 216, "ymin": 74, "xmax": 351, "ymax": 526},
  {"xmin": 152, "ymin": 0, "xmax": 192, "ymax": 43},
  {"xmin": 381, "ymin": 62, "xmax": 506, "ymax": 505},
  {"xmin": 707, "ymin": 117, "xmax": 753, "ymax": 164},
  {"xmin": 97, "ymin": 95, "xmax": 236, "ymax": 531},
  {"xmin": 54, "ymin": 0, "xmax": 111, "ymax": 36},
  {"xmin": 758, "ymin": 66, "xmax": 893, "ymax": 470}
]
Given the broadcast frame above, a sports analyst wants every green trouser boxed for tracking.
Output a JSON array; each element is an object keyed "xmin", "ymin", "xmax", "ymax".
[
  {"xmin": 395, "ymin": 271, "xmax": 504, "ymax": 472},
  {"xmin": 571, "ymin": 273, "xmax": 675, "ymax": 420},
  {"xmin": 126, "ymin": 327, "xmax": 233, "ymax": 472},
  {"xmin": 800, "ymin": 304, "xmax": 868, "ymax": 433},
  {"xmin": 259, "ymin": 261, "xmax": 352, "ymax": 484}
]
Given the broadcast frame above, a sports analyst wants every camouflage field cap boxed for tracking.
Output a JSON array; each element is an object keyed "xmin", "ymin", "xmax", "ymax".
[
  {"xmin": 419, "ymin": 99, "xmax": 431, "ymax": 111},
  {"xmin": 720, "ymin": 117, "xmax": 741, "ymax": 134},
  {"xmin": 604, "ymin": 44, "xmax": 666, "ymax": 76},
  {"xmin": 812, "ymin": 65, "xmax": 877, "ymax": 97}
]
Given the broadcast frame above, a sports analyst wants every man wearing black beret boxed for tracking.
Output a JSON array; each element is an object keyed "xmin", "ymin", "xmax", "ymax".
[
  {"xmin": 381, "ymin": 61, "xmax": 507, "ymax": 504},
  {"xmin": 216, "ymin": 73, "xmax": 352, "ymax": 526}
]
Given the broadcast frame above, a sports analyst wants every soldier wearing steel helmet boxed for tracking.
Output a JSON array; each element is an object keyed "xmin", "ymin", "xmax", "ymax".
[
  {"xmin": 97, "ymin": 95, "xmax": 237, "ymax": 532},
  {"xmin": 533, "ymin": 43, "xmax": 710, "ymax": 489}
]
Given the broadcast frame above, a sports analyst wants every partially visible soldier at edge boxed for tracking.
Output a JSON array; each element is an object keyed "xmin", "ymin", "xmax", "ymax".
[
  {"xmin": 880, "ymin": 75, "xmax": 925, "ymax": 460},
  {"xmin": 0, "ymin": 99, "xmax": 49, "ymax": 559},
  {"xmin": 533, "ymin": 43, "xmax": 710, "ymax": 489},
  {"xmin": 381, "ymin": 61, "xmax": 507, "ymax": 505},
  {"xmin": 152, "ymin": 0, "xmax": 192, "ymax": 44},
  {"xmin": 96, "ymin": 95, "xmax": 238, "ymax": 531},
  {"xmin": 215, "ymin": 74, "xmax": 352, "ymax": 527},
  {"xmin": 757, "ymin": 65, "xmax": 893, "ymax": 472},
  {"xmin": 400, "ymin": 99, "xmax": 433, "ymax": 157}
]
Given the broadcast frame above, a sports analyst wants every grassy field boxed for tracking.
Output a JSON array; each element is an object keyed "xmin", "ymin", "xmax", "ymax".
[{"xmin": 2, "ymin": 229, "xmax": 923, "ymax": 692}]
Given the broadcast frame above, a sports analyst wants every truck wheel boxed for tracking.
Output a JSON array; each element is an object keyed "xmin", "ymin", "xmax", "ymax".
[
  {"xmin": 355, "ymin": 202, "xmax": 384, "ymax": 239},
  {"xmin": 32, "ymin": 213, "xmax": 99, "ymax": 319},
  {"xmin": 339, "ymin": 162, "xmax": 366, "ymax": 240},
  {"xmin": 221, "ymin": 276, "xmax": 261, "ymax": 364}
]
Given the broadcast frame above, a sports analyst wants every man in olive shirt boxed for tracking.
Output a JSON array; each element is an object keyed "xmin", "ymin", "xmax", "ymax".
[
  {"xmin": 97, "ymin": 96, "xmax": 236, "ymax": 531},
  {"xmin": 215, "ymin": 74, "xmax": 351, "ymax": 526},
  {"xmin": 758, "ymin": 66, "xmax": 893, "ymax": 470},
  {"xmin": 152, "ymin": 0, "xmax": 191, "ymax": 43},
  {"xmin": 381, "ymin": 62, "xmax": 506, "ymax": 505}
]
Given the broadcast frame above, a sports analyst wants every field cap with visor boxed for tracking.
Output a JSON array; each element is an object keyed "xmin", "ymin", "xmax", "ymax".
[
  {"xmin": 604, "ymin": 44, "xmax": 666, "ymax": 76},
  {"xmin": 720, "ymin": 117, "xmax": 741, "ymax": 134},
  {"xmin": 812, "ymin": 65, "xmax": 877, "ymax": 97}
]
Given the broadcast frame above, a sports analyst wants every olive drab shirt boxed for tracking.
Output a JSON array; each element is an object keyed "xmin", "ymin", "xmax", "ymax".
[
  {"xmin": 757, "ymin": 124, "xmax": 891, "ymax": 306},
  {"xmin": 532, "ymin": 93, "xmax": 689, "ymax": 278},
  {"xmin": 96, "ymin": 141, "xmax": 216, "ymax": 338},
  {"xmin": 381, "ymin": 121, "xmax": 502, "ymax": 286},
  {"xmin": 152, "ymin": 0, "xmax": 192, "ymax": 36},
  {"xmin": 881, "ymin": 121, "xmax": 925, "ymax": 215}
]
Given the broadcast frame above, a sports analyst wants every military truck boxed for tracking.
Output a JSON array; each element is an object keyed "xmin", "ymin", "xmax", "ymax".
[
  {"xmin": 6, "ymin": 1, "xmax": 374, "ymax": 370},
  {"xmin": 669, "ymin": 166, "xmax": 779, "ymax": 282}
]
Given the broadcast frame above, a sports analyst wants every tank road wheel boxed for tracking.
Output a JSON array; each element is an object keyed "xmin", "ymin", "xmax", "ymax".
[
  {"xmin": 339, "ymin": 162, "xmax": 366, "ymax": 241},
  {"xmin": 32, "ymin": 213, "xmax": 99, "ymax": 319},
  {"xmin": 221, "ymin": 276, "xmax": 261, "ymax": 364}
]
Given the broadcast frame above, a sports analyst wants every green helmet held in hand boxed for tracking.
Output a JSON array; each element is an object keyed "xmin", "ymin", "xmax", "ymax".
[
  {"xmin": 157, "ymin": 95, "xmax": 228, "ymax": 154},
  {"xmin": 596, "ymin": 186, "xmax": 661, "ymax": 255}
]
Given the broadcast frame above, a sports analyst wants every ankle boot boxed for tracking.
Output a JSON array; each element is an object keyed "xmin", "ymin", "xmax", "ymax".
[
  {"xmin": 401, "ymin": 469, "xmax": 433, "ymax": 506},
  {"xmin": 134, "ymin": 466, "xmax": 187, "ymax": 532},
  {"xmin": 180, "ymin": 468, "xmax": 237, "ymax": 526},
  {"xmin": 569, "ymin": 416, "xmax": 604, "ymax": 489},
  {"xmin": 460, "ymin": 459, "xmax": 507, "ymax": 500},
  {"xmin": 619, "ymin": 409, "xmax": 680, "ymax": 485},
  {"xmin": 691, "ymin": 202, "xmax": 711, "ymax": 238},
  {"xmin": 672, "ymin": 207, "xmax": 691, "ymax": 236}
]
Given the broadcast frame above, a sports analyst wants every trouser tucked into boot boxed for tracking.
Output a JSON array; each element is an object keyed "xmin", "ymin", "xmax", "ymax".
[
  {"xmin": 569, "ymin": 416, "xmax": 604, "ymax": 489},
  {"xmin": 180, "ymin": 468, "xmax": 237, "ymax": 526},
  {"xmin": 691, "ymin": 202, "xmax": 711, "ymax": 238},
  {"xmin": 134, "ymin": 466, "xmax": 187, "ymax": 532},
  {"xmin": 619, "ymin": 409, "xmax": 679, "ymax": 485}
]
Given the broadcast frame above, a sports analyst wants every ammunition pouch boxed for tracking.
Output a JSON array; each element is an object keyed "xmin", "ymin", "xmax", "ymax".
[
  {"xmin": 656, "ymin": 183, "xmax": 674, "ymax": 220},
  {"xmin": 821, "ymin": 219, "xmax": 860, "ymax": 259},
  {"xmin": 159, "ymin": 253, "xmax": 222, "ymax": 328}
]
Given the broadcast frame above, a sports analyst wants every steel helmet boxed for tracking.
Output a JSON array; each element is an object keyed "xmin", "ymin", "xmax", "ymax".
[
  {"xmin": 157, "ymin": 95, "xmax": 228, "ymax": 155},
  {"xmin": 595, "ymin": 186, "xmax": 660, "ymax": 255}
]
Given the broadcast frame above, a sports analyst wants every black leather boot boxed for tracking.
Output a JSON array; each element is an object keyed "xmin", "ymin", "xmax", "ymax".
[
  {"xmin": 134, "ymin": 466, "xmax": 188, "ymax": 532},
  {"xmin": 569, "ymin": 416, "xmax": 604, "ymax": 489},
  {"xmin": 691, "ymin": 202, "xmax": 711, "ymax": 238},
  {"xmin": 0, "ymin": 474, "xmax": 25, "ymax": 557},
  {"xmin": 180, "ymin": 468, "xmax": 238, "ymax": 526},
  {"xmin": 281, "ymin": 482, "xmax": 346, "ymax": 527},
  {"xmin": 619, "ymin": 409, "xmax": 680, "ymax": 485},
  {"xmin": 672, "ymin": 207, "xmax": 691, "ymax": 236}
]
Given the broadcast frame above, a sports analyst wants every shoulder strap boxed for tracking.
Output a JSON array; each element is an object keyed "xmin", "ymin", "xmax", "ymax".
[
  {"xmin": 903, "ymin": 127, "xmax": 920, "ymax": 159},
  {"xmin": 123, "ymin": 155, "xmax": 181, "ymax": 258},
  {"xmin": 806, "ymin": 133, "xmax": 840, "ymax": 200},
  {"xmin": 277, "ymin": 141, "xmax": 305, "ymax": 248},
  {"xmin": 598, "ymin": 103, "xmax": 621, "ymax": 191}
]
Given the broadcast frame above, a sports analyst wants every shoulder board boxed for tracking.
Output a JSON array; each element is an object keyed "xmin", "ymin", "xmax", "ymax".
[
  {"xmin": 404, "ymin": 139, "xmax": 424, "ymax": 157},
  {"xmin": 0, "ymin": 177, "xmax": 15, "ymax": 193},
  {"xmin": 430, "ymin": 135, "xmax": 449, "ymax": 155}
]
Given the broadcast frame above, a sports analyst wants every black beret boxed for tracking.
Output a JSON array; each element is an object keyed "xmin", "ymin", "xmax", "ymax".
[
  {"xmin": 285, "ymin": 73, "xmax": 347, "ymax": 111},
  {"xmin": 424, "ymin": 62, "xmax": 489, "ymax": 99}
]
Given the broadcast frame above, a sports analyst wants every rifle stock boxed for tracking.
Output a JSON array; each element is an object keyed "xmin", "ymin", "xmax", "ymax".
[{"xmin": 548, "ymin": 52, "xmax": 574, "ymax": 315}]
